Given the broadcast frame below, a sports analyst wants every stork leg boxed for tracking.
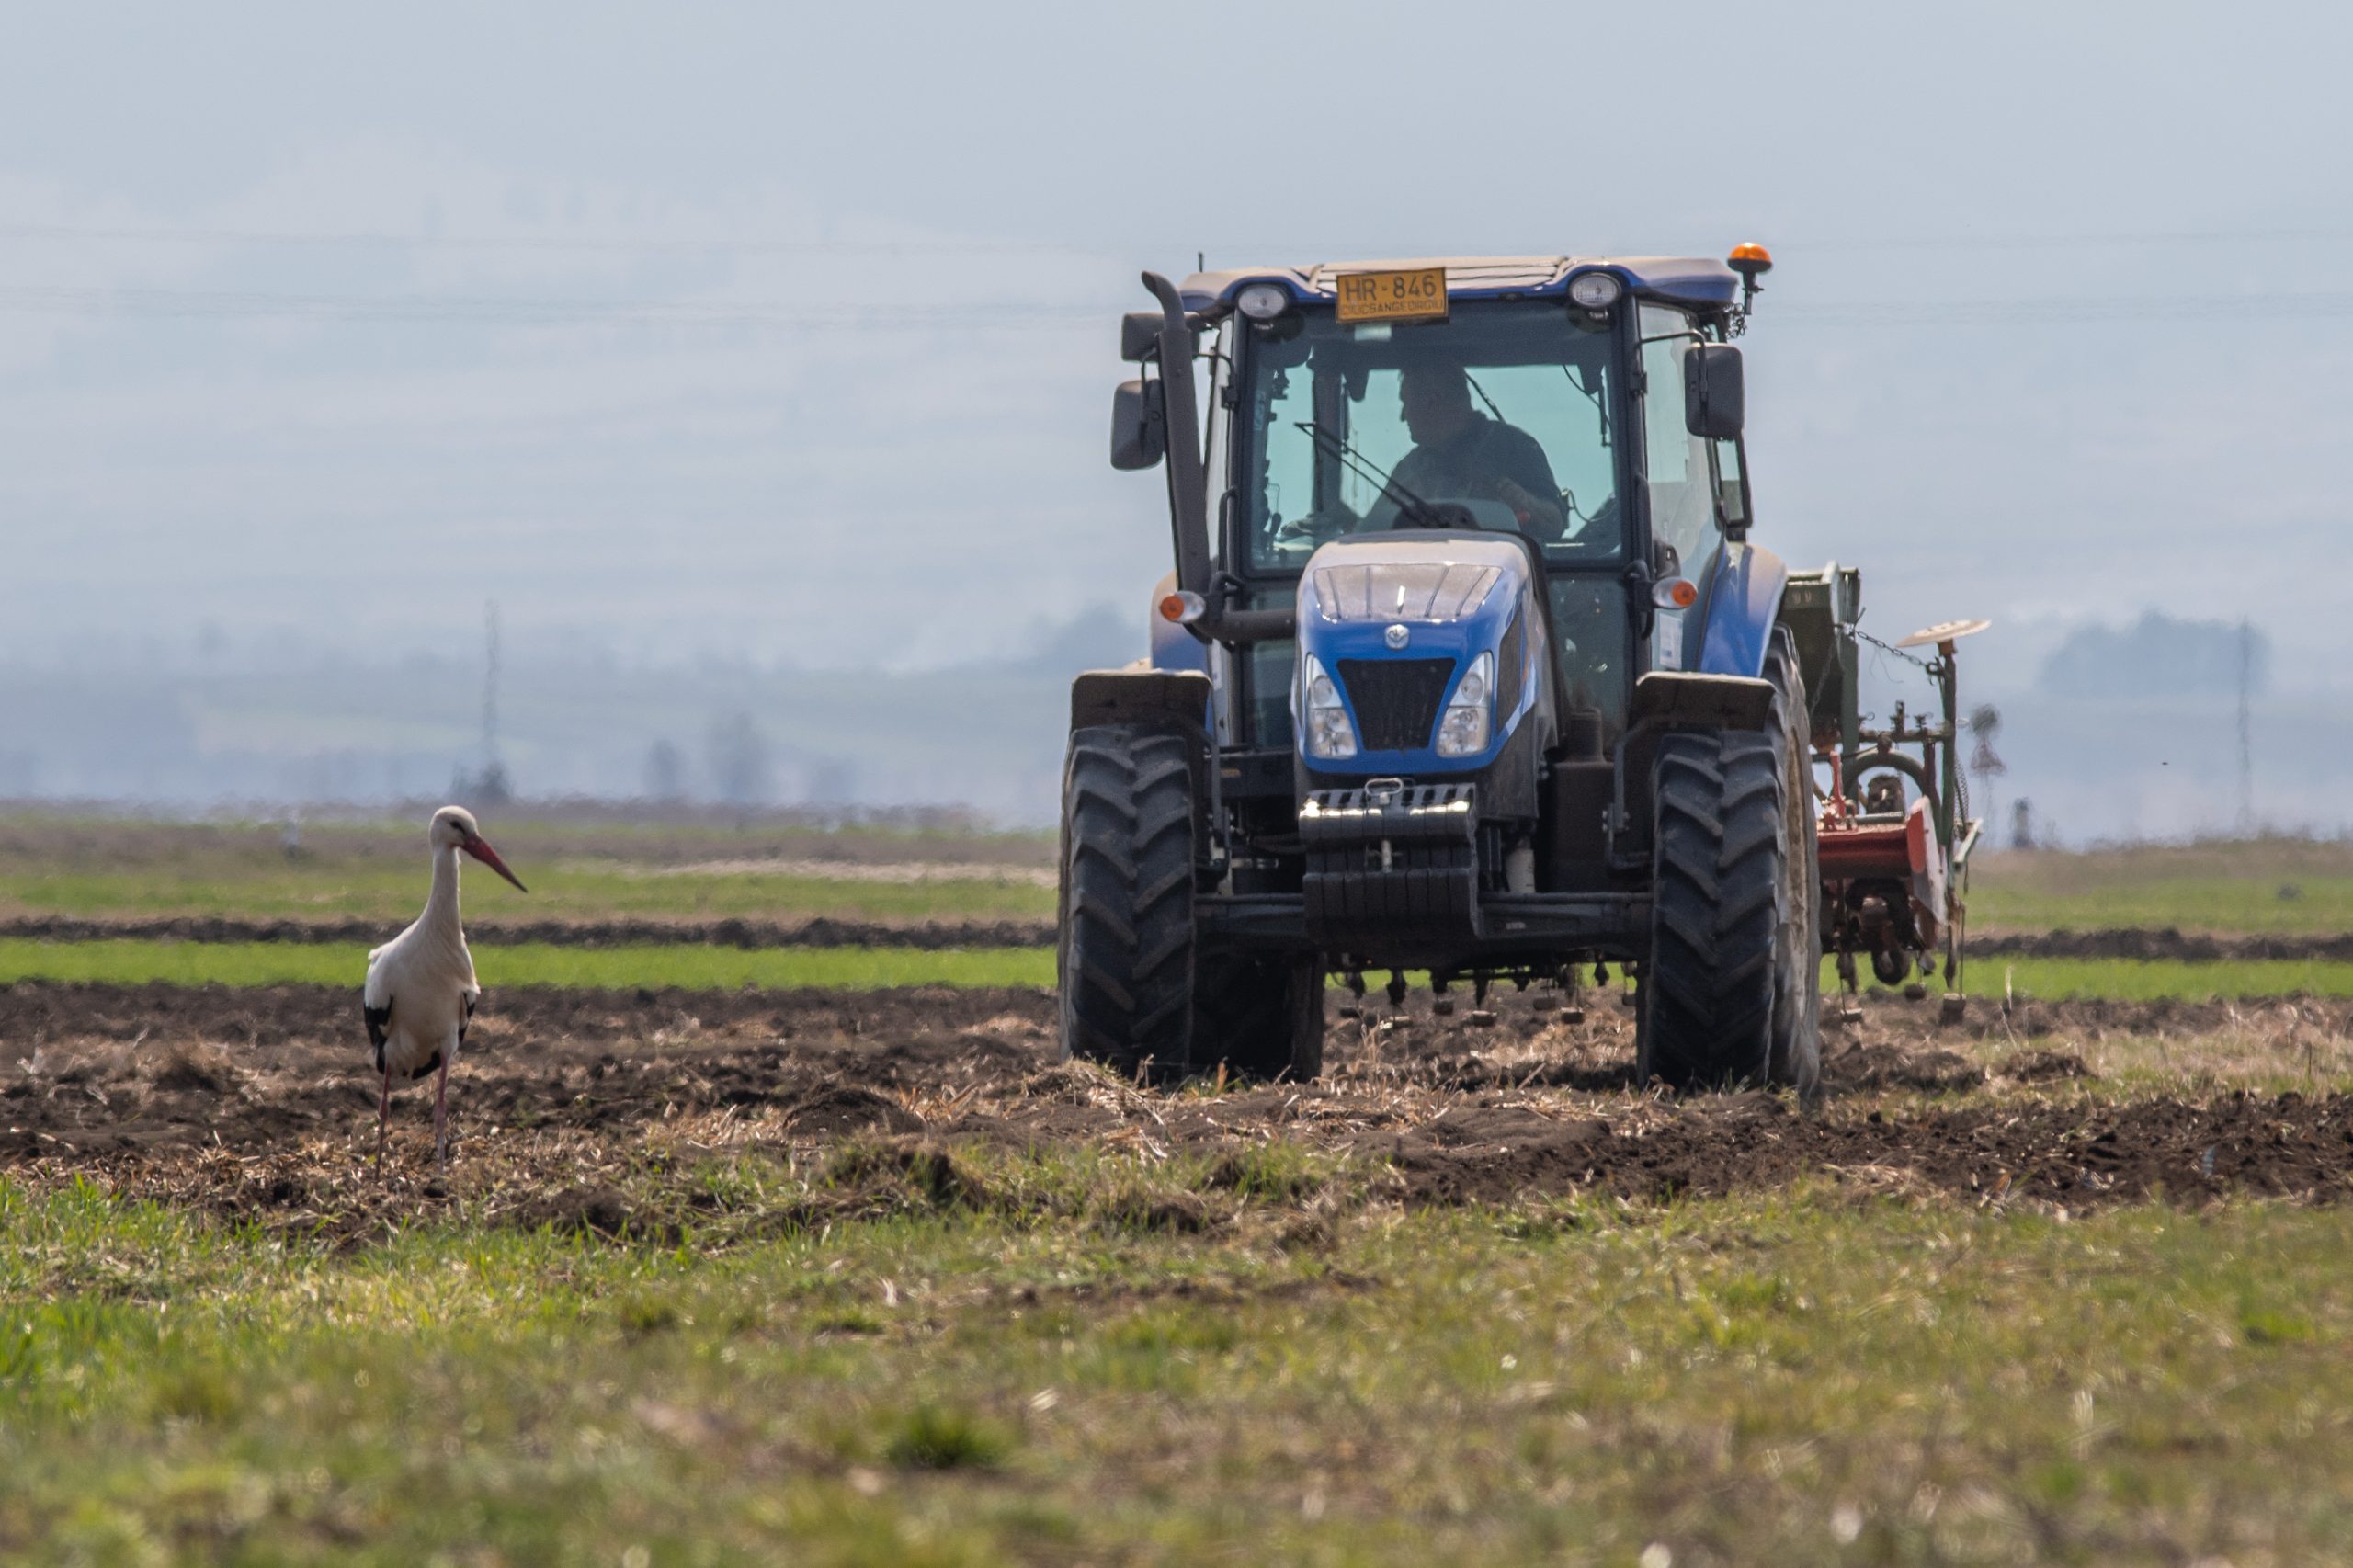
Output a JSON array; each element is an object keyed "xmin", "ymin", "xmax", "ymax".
[
  {"xmin": 377, "ymin": 1065, "xmax": 392, "ymax": 1169},
  {"xmin": 432, "ymin": 1051, "xmax": 452, "ymax": 1171}
]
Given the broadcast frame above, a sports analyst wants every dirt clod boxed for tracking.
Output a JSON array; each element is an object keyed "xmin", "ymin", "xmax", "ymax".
[
  {"xmin": 779, "ymin": 1083, "xmax": 923, "ymax": 1138},
  {"xmin": 2001, "ymin": 1049, "xmax": 2097, "ymax": 1084},
  {"xmin": 148, "ymin": 1041, "xmax": 239, "ymax": 1094},
  {"xmin": 515, "ymin": 1186, "xmax": 641, "ymax": 1238}
]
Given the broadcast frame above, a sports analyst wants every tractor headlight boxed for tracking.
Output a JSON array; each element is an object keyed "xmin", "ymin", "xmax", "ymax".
[
  {"xmin": 1235, "ymin": 282, "xmax": 1291, "ymax": 322},
  {"xmin": 1301, "ymin": 654, "xmax": 1358, "ymax": 760},
  {"xmin": 1434, "ymin": 651, "xmax": 1495, "ymax": 758},
  {"xmin": 1567, "ymin": 271, "xmax": 1623, "ymax": 309}
]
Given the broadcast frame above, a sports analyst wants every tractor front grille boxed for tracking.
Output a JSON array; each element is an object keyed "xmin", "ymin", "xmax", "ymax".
[{"xmin": 1336, "ymin": 657, "xmax": 1455, "ymax": 752}]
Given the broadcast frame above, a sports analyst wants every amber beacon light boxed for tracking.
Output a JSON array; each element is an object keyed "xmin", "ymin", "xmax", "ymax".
[{"xmin": 1728, "ymin": 242, "xmax": 1773, "ymax": 309}]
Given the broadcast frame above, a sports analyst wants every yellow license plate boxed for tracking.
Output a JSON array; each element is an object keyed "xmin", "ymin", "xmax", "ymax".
[{"xmin": 1333, "ymin": 267, "xmax": 1449, "ymax": 324}]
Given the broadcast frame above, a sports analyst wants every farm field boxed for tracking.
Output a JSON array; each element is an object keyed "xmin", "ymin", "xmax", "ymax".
[
  {"xmin": 12, "ymin": 818, "xmax": 2353, "ymax": 943},
  {"xmin": 11, "ymin": 938, "xmax": 2353, "ymax": 1006},
  {"xmin": 1969, "ymin": 836, "xmax": 2353, "ymax": 936},
  {"xmin": 4, "ymin": 819, "xmax": 2353, "ymax": 1562},
  {"xmin": 17, "ymin": 815, "xmax": 2353, "ymax": 941},
  {"xmin": 0, "ymin": 812, "xmax": 1056, "ymax": 927},
  {"xmin": 4, "ymin": 983, "xmax": 2352, "ymax": 1562},
  {"xmin": 0, "ymin": 938, "xmax": 1060, "ymax": 993}
]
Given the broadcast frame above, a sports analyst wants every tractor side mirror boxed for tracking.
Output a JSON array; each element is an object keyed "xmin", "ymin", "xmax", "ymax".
[
  {"xmin": 1120, "ymin": 311, "xmax": 1164, "ymax": 363},
  {"xmin": 1684, "ymin": 343, "xmax": 1745, "ymax": 439},
  {"xmin": 1111, "ymin": 379, "xmax": 1166, "ymax": 471}
]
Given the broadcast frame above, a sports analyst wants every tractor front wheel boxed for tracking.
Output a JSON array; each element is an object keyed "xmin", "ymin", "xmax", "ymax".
[
  {"xmin": 1057, "ymin": 725, "xmax": 1198, "ymax": 1081},
  {"xmin": 1055, "ymin": 724, "xmax": 1326, "ymax": 1084},
  {"xmin": 1640, "ymin": 631, "xmax": 1822, "ymax": 1096}
]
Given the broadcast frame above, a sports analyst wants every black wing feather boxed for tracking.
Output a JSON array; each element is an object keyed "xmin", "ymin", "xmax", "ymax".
[{"xmin": 364, "ymin": 998, "xmax": 393, "ymax": 1074}]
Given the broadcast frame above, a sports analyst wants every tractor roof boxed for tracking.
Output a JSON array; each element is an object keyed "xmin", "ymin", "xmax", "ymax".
[{"xmin": 1180, "ymin": 255, "xmax": 1739, "ymax": 314}]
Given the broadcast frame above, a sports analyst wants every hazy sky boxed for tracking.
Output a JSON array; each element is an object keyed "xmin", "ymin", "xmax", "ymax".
[{"xmin": 5, "ymin": 2, "xmax": 2350, "ymax": 697}]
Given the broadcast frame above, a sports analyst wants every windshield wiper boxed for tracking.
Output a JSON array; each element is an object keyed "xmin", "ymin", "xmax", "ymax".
[
  {"xmin": 1290, "ymin": 420, "xmax": 1454, "ymax": 529},
  {"xmin": 1463, "ymin": 369, "xmax": 1509, "ymax": 426},
  {"xmin": 1563, "ymin": 363, "xmax": 1610, "ymax": 448}
]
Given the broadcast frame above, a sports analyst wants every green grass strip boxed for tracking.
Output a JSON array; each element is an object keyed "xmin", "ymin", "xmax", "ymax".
[
  {"xmin": 0, "ymin": 939, "xmax": 1053, "ymax": 992},
  {"xmin": 0, "ymin": 867, "xmax": 1053, "ymax": 925},
  {"xmin": 1970, "ymin": 877, "xmax": 2353, "ymax": 937},
  {"xmin": 1828, "ymin": 955, "xmax": 2353, "ymax": 1002},
  {"xmin": 6, "ymin": 940, "xmax": 2352, "ymax": 1001}
]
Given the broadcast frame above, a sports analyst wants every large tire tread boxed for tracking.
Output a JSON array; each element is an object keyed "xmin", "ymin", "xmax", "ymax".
[
  {"xmin": 1643, "ymin": 632, "xmax": 1820, "ymax": 1094},
  {"xmin": 1058, "ymin": 727, "xmax": 1197, "ymax": 1078}
]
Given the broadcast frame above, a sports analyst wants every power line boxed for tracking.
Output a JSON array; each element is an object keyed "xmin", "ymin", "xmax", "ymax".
[
  {"xmin": 1779, "ymin": 290, "xmax": 2353, "ymax": 325},
  {"xmin": 0, "ymin": 284, "xmax": 1107, "ymax": 330},
  {"xmin": 9, "ymin": 217, "xmax": 2353, "ymax": 263},
  {"xmin": 0, "ymin": 220, "xmax": 1111, "ymax": 259},
  {"xmin": 1793, "ymin": 224, "xmax": 2353, "ymax": 254}
]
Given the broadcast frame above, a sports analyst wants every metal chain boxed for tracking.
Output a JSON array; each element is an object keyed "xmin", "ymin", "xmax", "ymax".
[{"xmin": 1856, "ymin": 628, "xmax": 1937, "ymax": 676}]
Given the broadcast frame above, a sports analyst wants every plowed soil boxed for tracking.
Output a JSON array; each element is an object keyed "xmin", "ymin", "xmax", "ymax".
[
  {"xmin": 3, "ymin": 981, "xmax": 2348, "ymax": 1238},
  {"xmin": 26, "ymin": 916, "xmax": 2353, "ymax": 963}
]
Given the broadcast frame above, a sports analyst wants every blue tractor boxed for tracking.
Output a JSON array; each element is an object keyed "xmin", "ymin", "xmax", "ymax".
[{"xmin": 1063, "ymin": 248, "xmax": 1863, "ymax": 1093}]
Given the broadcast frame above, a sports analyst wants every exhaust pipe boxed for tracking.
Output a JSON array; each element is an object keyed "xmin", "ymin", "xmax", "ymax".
[{"xmin": 1142, "ymin": 272, "xmax": 1295, "ymax": 646}]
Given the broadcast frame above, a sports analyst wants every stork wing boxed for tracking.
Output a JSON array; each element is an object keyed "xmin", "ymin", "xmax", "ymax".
[
  {"xmin": 460, "ymin": 990, "xmax": 478, "ymax": 1048},
  {"xmin": 364, "ymin": 996, "xmax": 393, "ymax": 1073}
]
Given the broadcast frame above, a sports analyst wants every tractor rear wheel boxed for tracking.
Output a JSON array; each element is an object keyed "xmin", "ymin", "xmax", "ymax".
[
  {"xmin": 1057, "ymin": 725, "xmax": 1199, "ymax": 1081},
  {"xmin": 1640, "ymin": 632, "xmax": 1822, "ymax": 1096},
  {"xmin": 1194, "ymin": 951, "xmax": 1324, "ymax": 1082}
]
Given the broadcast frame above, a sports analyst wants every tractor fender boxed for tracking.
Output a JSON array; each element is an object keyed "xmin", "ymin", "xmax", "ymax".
[
  {"xmin": 1067, "ymin": 668, "xmax": 1216, "ymax": 856},
  {"xmin": 1616, "ymin": 608, "xmax": 1793, "ymax": 868},
  {"xmin": 1694, "ymin": 541, "xmax": 1790, "ymax": 679},
  {"xmin": 1070, "ymin": 668, "xmax": 1213, "ymax": 740},
  {"xmin": 1630, "ymin": 671, "xmax": 1776, "ymax": 731}
]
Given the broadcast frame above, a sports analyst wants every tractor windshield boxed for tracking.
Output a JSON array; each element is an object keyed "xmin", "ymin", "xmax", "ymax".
[{"xmin": 1236, "ymin": 301, "xmax": 1622, "ymax": 574}]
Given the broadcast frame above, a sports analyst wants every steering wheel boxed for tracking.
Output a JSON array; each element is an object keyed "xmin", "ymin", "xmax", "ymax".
[
  {"xmin": 1546, "ymin": 492, "xmax": 1619, "ymax": 551},
  {"xmin": 1389, "ymin": 499, "xmax": 1481, "ymax": 531},
  {"xmin": 1270, "ymin": 506, "xmax": 1357, "ymax": 551}
]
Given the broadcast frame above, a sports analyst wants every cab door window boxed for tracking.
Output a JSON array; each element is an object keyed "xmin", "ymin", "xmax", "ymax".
[{"xmin": 1640, "ymin": 305, "xmax": 1722, "ymax": 671}]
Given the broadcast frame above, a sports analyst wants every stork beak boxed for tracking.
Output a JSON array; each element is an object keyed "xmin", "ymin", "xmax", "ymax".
[{"xmin": 462, "ymin": 835, "xmax": 528, "ymax": 892}]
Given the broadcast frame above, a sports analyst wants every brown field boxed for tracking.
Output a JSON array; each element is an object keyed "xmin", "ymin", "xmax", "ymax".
[
  {"xmin": 19, "ymin": 916, "xmax": 2353, "ymax": 962},
  {"xmin": 6, "ymin": 980, "xmax": 2347, "ymax": 1244}
]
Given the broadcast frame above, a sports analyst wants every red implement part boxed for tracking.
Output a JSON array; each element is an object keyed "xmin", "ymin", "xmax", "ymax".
[
  {"xmin": 1819, "ymin": 798, "xmax": 1946, "ymax": 948},
  {"xmin": 1818, "ymin": 819, "xmax": 1912, "ymax": 880}
]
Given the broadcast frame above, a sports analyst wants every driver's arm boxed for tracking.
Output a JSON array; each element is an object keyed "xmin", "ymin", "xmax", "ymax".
[
  {"xmin": 1494, "ymin": 477, "xmax": 1564, "ymax": 535},
  {"xmin": 1489, "ymin": 427, "xmax": 1566, "ymax": 537}
]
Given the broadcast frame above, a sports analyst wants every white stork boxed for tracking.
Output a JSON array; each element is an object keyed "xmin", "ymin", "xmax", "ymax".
[{"xmin": 363, "ymin": 805, "xmax": 527, "ymax": 1169}]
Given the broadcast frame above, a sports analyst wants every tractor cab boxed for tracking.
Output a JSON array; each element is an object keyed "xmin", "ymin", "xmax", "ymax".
[{"xmin": 1127, "ymin": 256, "xmax": 1757, "ymax": 756}]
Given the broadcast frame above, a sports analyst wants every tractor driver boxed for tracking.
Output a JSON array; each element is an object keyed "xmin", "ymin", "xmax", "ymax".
[
  {"xmin": 1276, "ymin": 357, "xmax": 1568, "ymax": 550},
  {"xmin": 1370, "ymin": 359, "xmax": 1567, "ymax": 538}
]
